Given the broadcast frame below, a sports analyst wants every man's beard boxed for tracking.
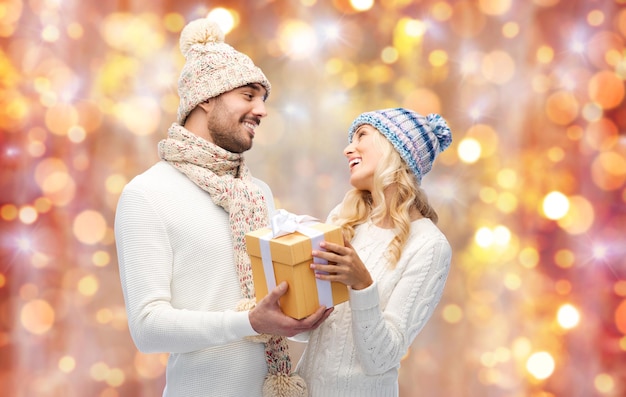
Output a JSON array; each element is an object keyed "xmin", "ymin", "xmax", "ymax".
[{"xmin": 206, "ymin": 98, "xmax": 252, "ymax": 154}]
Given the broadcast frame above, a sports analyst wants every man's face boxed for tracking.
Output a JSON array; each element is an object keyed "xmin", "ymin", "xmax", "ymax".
[{"xmin": 204, "ymin": 83, "xmax": 268, "ymax": 153}]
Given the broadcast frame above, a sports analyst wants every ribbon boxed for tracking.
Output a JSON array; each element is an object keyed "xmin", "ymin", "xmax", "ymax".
[{"xmin": 259, "ymin": 209, "xmax": 334, "ymax": 309}]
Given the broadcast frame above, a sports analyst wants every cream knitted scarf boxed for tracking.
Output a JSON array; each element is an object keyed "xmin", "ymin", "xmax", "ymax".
[{"xmin": 158, "ymin": 124, "xmax": 306, "ymax": 397}]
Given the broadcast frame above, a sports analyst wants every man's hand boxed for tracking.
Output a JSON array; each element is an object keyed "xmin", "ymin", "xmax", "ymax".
[{"xmin": 249, "ymin": 281, "xmax": 333, "ymax": 337}]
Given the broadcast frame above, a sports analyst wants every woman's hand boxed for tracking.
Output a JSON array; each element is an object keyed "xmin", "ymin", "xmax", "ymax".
[{"xmin": 310, "ymin": 237, "xmax": 373, "ymax": 290}]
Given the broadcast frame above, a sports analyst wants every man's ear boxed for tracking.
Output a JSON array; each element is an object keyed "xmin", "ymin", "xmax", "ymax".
[{"xmin": 197, "ymin": 100, "xmax": 212, "ymax": 113}]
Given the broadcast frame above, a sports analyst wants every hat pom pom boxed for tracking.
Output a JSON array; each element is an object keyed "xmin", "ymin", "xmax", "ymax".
[
  {"xmin": 179, "ymin": 18, "xmax": 225, "ymax": 57},
  {"xmin": 426, "ymin": 113, "xmax": 452, "ymax": 152}
]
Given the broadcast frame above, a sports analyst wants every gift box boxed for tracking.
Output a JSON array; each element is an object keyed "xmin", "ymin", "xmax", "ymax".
[{"xmin": 245, "ymin": 211, "xmax": 349, "ymax": 319}]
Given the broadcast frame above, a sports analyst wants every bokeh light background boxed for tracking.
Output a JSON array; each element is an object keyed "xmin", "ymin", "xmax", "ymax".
[{"xmin": 1, "ymin": 0, "xmax": 626, "ymax": 396}]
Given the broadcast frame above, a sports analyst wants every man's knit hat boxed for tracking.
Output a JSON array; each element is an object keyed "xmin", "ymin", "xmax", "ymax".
[
  {"xmin": 177, "ymin": 18, "xmax": 271, "ymax": 125},
  {"xmin": 348, "ymin": 107, "xmax": 452, "ymax": 183}
]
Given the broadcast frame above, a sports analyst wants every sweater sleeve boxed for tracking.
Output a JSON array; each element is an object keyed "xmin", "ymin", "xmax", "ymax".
[
  {"xmin": 348, "ymin": 236, "xmax": 452, "ymax": 375},
  {"xmin": 114, "ymin": 185, "xmax": 258, "ymax": 354}
]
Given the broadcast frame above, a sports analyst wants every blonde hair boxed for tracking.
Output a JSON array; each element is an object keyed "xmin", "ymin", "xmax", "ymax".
[{"xmin": 331, "ymin": 130, "xmax": 439, "ymax": 268}]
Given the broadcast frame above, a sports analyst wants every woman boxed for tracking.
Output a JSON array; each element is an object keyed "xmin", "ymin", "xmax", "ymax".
[{"xmin": 296, "ymin": 107, "xmax": 453, "ymax": 397}]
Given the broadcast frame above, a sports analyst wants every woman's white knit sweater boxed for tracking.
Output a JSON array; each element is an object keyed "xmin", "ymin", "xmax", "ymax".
[
  {"xmin": 296, "ymin": 217, "xmax": 452, "ymax": 397},
  {"xmin": 114, "ymin": 161, "xmax": 274, "ymax": 397}
]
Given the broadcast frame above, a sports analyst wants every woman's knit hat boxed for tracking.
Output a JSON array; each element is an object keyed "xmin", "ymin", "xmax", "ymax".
[
  {"xmin": 177, "ymin": 18, "xmax": 271, "ymax": 125},
  {"xmin": 348, "ymin": 107, "xmax": 452, "ymax": 184}
]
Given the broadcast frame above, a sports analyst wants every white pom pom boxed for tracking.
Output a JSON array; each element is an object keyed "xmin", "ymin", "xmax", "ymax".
[{"xmin": 179, "ymin": 18, "xmax": 225, "ymax": 57}]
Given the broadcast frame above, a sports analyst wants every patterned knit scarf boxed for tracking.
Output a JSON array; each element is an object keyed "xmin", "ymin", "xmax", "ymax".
[{"xmin": 158, "ymin": 124, "xmax": 306, "ymax": 397}]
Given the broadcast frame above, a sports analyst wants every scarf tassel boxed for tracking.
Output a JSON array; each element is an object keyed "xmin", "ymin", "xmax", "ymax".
[{"xmin": 263, "ymin": 372, "xmax": 307, "ymax": 397}]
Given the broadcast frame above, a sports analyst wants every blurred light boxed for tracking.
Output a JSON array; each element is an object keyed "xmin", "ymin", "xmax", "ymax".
[
  {"xmin": 277, "ymin": 20, "xmax": 317, "ymax": 59},
  {"xmin": 592, "ymin": 244, "xmax": 608, "ymax": 260},
  {"xmin": 502, "ymin": 22, "xmax": 519, "ymax": 38},
  {"xmin": 59, "ymin": 356, "xmax": 76, "ymax": 373},
  {"xmin": 18, "ymin": 206, "xmax": 38, "ymax": 225},
  {"xmin": 554, "ymin": 249, "xmax": 575, "ymax": 268},
  {"xmin": 381, "ymin": 46, "xmax": 399, "ymax": 64},
  {"xmin": 429, "ymin": 49, "xmax": 448, "ymax": 67},
  {"xmin": 587, "ymin": 10, "xmax": 605, "ymax": 27},
  {"xmin": 207, "ymin": 7, "xmax": 236, "ymax": 34},
  {"xmin": 106, "ymin": 368, "xmax": 125, "ymax": 387},
  {"xmin": 589, "ymin": 71, "xmax": 625, "ymax": 110},
  {"xmin": 546, "ymin": 91, "xmax": 579, "ymax": 125},
  {"xmin": 493, "ymin": 225, "xmax": 511, "ymax": 245},
  {"xmin": 526, "ymin": 351, "xmax": 555, "ymax": 380},
  {"xmin": 479, "ymin": 187, "xmax": 497, "ymax": 203},
  {"xmin": 1, "ymin": 204, "xmax": 19, "ymax": 221},
  {"xmin": 594, "ymin": 373, "xmax": 615, "ymax": 394},
  {"xmin": 536, "ymin": 45, "xmax": 554, "ymax": 64},
  {"xmin": 496, "ymin": 192, "xmax": 518, "ymax": 213},
  {"xmin": 512, "ymin": 337, "xmax": 532, "ymax": 359},
  {"xmin": 475, "ymin": 227, "xmax": 494, "ymax": 247},
  {"xmin": 66, "ymin": 22, "xmax": 84, "ymax": 39},
  {"xmin": 615, "ymin": 281, "xmax": 626, "ymax": 297},
  {"xmin": 15, "ymin": 236, "xmax": 33, "ymax": 252},
  {"xmin": 73, "ymin": 210, "xmax": 108, "ymax": 245},
  {"xmin": 41, "ymin": 25, "xmax": 60, "ymax": 42},
  {"xmin": 350, "ymin": 0, "xmax": 373, "ymax": 12},
  {"xmin": 163, "ymin": 12, "xmax": 185, "ymax": 32},
  {"xmin": 90, "ymin": 362, "xmax": 110, "ymax": 382},
  {"xmin": 115, "ymin": 97, "xmax": 162, "ymax": 136},
  {"xmin": 68, "ymin": 125, "xmax": 86, "ymax": 143},
  {"xmin": 431, "ymin": 2, "xmax": 453, "ymax": 21},
  {"xmin": 547, "ymin": 147, "xmax": 565, "ymax": 162},
  {"xmin": 557, "ymin": 195, "xmax": 594, "ymax": 234},
  {"xmin": 519, "ymin": 247, "xmax": 539, "ymax": 268},
  {"xmin": 321, "ymin": 23, "xmax": 341, "ymax": 40},
  {"xmin": 106, "ymin": 174, "xmax": 128, "ymax": 194},
  {"xmin": 555, "ymin": 280, "xmax": 572, "ymax": 295},
  {"xmin": 78, "ymin": 275, "xmax": 99, "ymax": 297},
  {"xmin": 496, "ymin": 169, "xmax": 517, "ymax": 189},
  {"xmin": 21, "ymin": 299, "xmax": 55, "ymax": 335},
  {"xmin": 504, "ymin": 273, "xmax": 522, "ymax": 290},
  {"xmin": 479, "ymin": 0, "xmax": 512, "ymax": 15},
  {"xmin": 458, "ymin": 138, "xmax": 481, "ymax": 163},
  {"xmin": 570, "ymin": 39, "xmax": 586, "ymax": 54},
  {"xmin": 542, "ymin": 191, "xmax": 569, "ymax": 220},
  {"xmin": 442, "ymin": 304, "xmax": 463, "ymax": 323},
  {"xmin": 557, "ymin": 303, "xmax": 580, "ymax": 329},
  {"xmin": 404, "ymin": 19, "xmax": 427, "ymax": 38},
  {"xmin": 134, "ymin": 352, "xmax": 168, "ymax": 379}
]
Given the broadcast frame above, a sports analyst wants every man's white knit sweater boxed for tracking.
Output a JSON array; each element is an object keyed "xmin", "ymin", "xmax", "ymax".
[
  {"xmin": 114, "ymin": 161, "xmax": 274, "ymax": 397},
  {"xmin": 296, "ymin": 217, "xmax": 452, "ymax": 397}
]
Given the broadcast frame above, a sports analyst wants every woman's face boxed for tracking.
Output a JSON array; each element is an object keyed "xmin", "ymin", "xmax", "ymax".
[{"xmin": 343, "ymin": 124, "xmax": 384, "ymax": 192}]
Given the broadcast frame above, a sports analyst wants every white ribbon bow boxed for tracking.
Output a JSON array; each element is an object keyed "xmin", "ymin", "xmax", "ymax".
[{"xmin": 270, "ymin": 209, "xmax": 319, "ymax": 238}]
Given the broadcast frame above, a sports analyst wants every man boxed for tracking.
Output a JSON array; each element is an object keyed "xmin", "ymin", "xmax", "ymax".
[{"xmin": 114, "ymin": 17, "xmax": 330, "ymax": 397}]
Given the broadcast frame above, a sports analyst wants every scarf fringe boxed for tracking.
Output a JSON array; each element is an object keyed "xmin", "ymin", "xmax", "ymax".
[{"xmin": 263, "ymin": 372, "xmax": 307, "ymax": 397}]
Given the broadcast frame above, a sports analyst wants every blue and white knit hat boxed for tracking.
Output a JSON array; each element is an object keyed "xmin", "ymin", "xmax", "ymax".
[{"xmin": 348, "ymin": 107, "xmax": 452, "ymax": 183}]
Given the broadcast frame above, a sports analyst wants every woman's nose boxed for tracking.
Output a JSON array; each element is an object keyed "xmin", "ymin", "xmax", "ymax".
[{"xmin": 343, "ymin": 143, "xmax": 354, "ymax": 157}]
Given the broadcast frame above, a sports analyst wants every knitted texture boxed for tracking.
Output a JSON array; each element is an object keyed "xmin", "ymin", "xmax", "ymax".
[
  {"xmin": 296, "ymin": 218, "xmax": 452, "ymax": 396},
  {"xmin": 177, "ymin": 18, "xmax": 271, "ymax": 125},
  {"xmin": 158, "ymin": 124, "xmax": 305, "ymax": 397},
  {"xmin": 348, "ymin": 108, "xmax": 452, "ymax": 183}
]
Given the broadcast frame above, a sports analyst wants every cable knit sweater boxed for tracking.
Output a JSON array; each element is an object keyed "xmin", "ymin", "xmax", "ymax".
[
  {"xmin": 295, "ymin": 217, "xmax": 452, "ymax": 397},
  {"xmin": 114, "ymin": 161, "xmax": 275, "ymax": 397}
]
